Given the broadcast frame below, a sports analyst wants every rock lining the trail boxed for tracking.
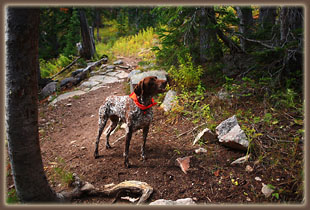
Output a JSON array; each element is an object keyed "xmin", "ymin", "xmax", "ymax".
[
  {"xmin": 216, "ymin": 115, "xmax": 249, "ymax": 151},
  {"xmin": 149, "ymin": 198, "xmax": 196, "ymax": 205},
  {"xmin": 129, "ymin": 70, "xmax": 168, "ymax": 92},
  {"xmin": 160, "ymin": 90, "xmax": 177, "ymax": 112}
]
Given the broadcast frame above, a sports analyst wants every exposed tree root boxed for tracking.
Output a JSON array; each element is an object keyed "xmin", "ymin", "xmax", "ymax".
[{"xmin": 58, "ymin": 173, "xmax": 153, "ymax": 205}]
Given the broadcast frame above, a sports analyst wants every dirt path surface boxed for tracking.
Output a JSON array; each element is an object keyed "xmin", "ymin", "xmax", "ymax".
[{"xmin": 37, "ymin": 59, "xmax": 276, "ymax": 205}]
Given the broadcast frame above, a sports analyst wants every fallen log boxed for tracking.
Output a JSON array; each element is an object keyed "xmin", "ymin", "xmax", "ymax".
[
  {"xmin": 50, "ymin": 56, "xmax": 81, "ymax": 80},
  {"xmin": 58, "ymin": 173, "xmax": 153, "ymax": 205}
]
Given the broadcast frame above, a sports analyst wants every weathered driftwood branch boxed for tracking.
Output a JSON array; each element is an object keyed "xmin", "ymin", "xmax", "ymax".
[
  {"xmin": 177, "ymin": 123, "xmax": 207, "ymax": 138},
  {"xmin": 50, "ymin": 56, "xmax": 81, "ymax": 79},
  {"xmin": 58, "ymin": 174, "xmax": 153, "ymax": 205}
]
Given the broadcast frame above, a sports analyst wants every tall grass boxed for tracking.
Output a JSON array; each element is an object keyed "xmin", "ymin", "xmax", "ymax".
[{"xmin": 96, "ymin": 26, "xmax": 158, "ymax": 62}]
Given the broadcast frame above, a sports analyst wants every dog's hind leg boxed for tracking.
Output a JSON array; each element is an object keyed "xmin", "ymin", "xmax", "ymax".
[
  {"xmin": 94, "ymin": 106, "xmax": 109, "ymax": 158},
  {"xmin": 141, "ymin": 126, "xmax": 149, "ymax": 161},
  {"xmin": 105, "ymin": 116, "xmax": 119, "ymax": 149}
]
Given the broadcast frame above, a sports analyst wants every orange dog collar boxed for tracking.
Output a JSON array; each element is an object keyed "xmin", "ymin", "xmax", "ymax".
[{"xmin": 129, "ymin": 92, "xmax": 157, "ymax": 111}]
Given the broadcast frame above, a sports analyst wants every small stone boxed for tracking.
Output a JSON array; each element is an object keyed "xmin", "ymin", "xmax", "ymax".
[
  {"xmin": 81, "ymin": 147, "xmax": 86, "ymax": 150},
  {"xmin": 193, "ymin": 127, "xmax": 216, "ymax": 145},
  {"xmin": 230, "ymin": 154, "xmax": 250, "ymax": 165},
  {"xmin": 66, "ymin": 103, "xmax": 72, "ymax": 107},
  {"xmin": 107, "ymin": 65, "xmax": 116, "ymax": 70},
  {"xmin": 176, "ymin": 156, "xmax": 192, "ymax": 174},
  {"xmin": 245, "ymin": 165, "xmax": 254, "ymax": 172},
  {"xmin": 70, "ymin": 140, "xmax": 76, "ymax": 145},
  {"xmin": 261, "ymin": 183, "xmax": 275, "ymax": 197},
  {"xmin": 113, "ymin": 60, "xmax": 123, "ymax": 65},
  {"xmin": 119, "ymin": 65, "xmax": 129, "ymax": 69},
  {"xmin": 195, "ymin": 148, "xmax": 208, "ymax": 154},
  {"xmin": 255, "ymin": 177, "xmax": 262, "ymax": 182},
  {"xmin": 246, "ymin": 197, "xmax": 251, "ymax": 202}
]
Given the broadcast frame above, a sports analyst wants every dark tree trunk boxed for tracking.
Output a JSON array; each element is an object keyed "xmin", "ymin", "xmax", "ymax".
[
  {"xmin": 79, "ymin": 10, "xmax": 95, "ymax": 59},
  {"xmin": 198, "ymin": 7, "xmax": 223, "ymax": 62},
  {"xmin": 198, "ymin": 8, "xmax": 208, "ymax": 63},
  {"xmin": 259, "ymin": 6, "xmax": 277, "ymax": 29},
  {"xmin": 6, "ymin": 7, "xmax": 58, "ymax": 202},
  {"xmin": 280, "ymin": 7, "xmax": 303, "ymax": 43},
  {"xmin": 235, "ymin": 6, "xmax": 253, "ymax": 52}
]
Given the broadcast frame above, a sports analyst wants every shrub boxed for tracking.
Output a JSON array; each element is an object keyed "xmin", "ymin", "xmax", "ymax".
[{"xmin": 168, "ymin": 53, "xmax": 203, "ymax": 90}]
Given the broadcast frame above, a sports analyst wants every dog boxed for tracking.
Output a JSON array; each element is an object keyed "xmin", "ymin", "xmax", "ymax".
[{"xmin": 94, "ymin": 76, "xmax": 167, "ymax": 167}]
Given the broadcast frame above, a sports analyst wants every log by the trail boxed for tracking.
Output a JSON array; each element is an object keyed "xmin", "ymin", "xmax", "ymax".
[
  {"xmin": 49, "ymin": 56, "xmax": 81, "ymax": 80},
  {"xmin": 58, "ymin": 173, "xmax": 153, "ymax": 205}
]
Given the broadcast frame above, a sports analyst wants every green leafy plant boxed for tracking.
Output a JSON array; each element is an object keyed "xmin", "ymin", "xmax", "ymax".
[
  {"xmin": 7, "ymin": 189, "xmax": 19, "ymax": 204},
  {"xmin": 168, "ymin": 53, "xmax": 203, "ymax": 90}
]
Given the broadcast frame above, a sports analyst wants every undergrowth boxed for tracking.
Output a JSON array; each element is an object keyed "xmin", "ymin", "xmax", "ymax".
[{"xmin": 166, "ymin": 65, "xmax": 304, "ymax": 202}]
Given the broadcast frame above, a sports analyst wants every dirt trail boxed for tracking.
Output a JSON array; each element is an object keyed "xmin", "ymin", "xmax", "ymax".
[{"xmin": 37, "ymin": 59, "xmax": 269, "ymax": 205}]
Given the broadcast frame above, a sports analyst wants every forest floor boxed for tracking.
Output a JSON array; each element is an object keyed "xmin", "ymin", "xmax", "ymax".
[{"xmin": 6, "ymin": 57, "xmax": 303, "ymax": 205}]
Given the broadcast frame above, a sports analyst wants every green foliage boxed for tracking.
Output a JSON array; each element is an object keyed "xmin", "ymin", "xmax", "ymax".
[
  {"xmin": 40, "ymin": 54, "xmax": 73, "ymax": 78},
  {"xmin": 168, "ymin": 54, "xmax": 203, "ymax": 90},
  {"xmin": 50, "ymin": 157, "xmax": 74, "ymax": 186},
  {"xmin": 7, "ymin": 189, "xmax": 19, "ymax": 204}
]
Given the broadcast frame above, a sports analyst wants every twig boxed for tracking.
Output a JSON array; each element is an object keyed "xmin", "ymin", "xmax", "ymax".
[
  {"xmin": 111, "ymin": 135, "xmax": 126, "ymax": 145},
  {"xmin": 177, "ymin": 122, "xmax": 207, "ymax": 138},
  {"xmin": 49, "ymin": 56, "xmax": 81, "ymax": 79},
  {"xmin": 266, "ymin": 135, "xmax": 292, "ymax": 143}
]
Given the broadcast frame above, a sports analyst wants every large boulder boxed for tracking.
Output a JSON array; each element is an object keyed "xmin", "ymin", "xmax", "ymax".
[
  {"xmin": 60, "ymin": 77, "xmax": 78, "ymax": 88},
  {"xmin": 129, "ymin": 70, "xmax": 167, "ymax": 93},
  {"xmin": 40, "ymin": 81, "xmax": 58, "ymax": 99},
  {"xmin": 216, "ymin": 115, "xmax": 249, "ymax": 151},
  {"xmin": 160, "ymin": 90, "xmax": 177, "ymax": 112}
]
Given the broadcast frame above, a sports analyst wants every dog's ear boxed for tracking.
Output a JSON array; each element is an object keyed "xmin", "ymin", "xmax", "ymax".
[{"xmin": 134, "ymin": 80, "xmax": 144, "ymax": 96}]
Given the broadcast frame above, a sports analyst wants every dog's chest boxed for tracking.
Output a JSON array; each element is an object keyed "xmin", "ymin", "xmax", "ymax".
[{"xmin": 128, "ymin": 104, "xmax": 153, "ymax": 130}]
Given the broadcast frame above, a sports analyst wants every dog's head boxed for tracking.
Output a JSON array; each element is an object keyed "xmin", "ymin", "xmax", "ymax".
[{"xmin": 134, "ymin": 76, "xmax": 167, "ymax": 97}]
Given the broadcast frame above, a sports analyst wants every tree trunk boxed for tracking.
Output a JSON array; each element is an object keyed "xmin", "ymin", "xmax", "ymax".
[
  {"xmin": 259, "ymin": 6, "xmax": 277, "ymax": 29},
  {"xmin": 280, "ymin": 7, "xmax": 303, "ymax": 43},
  {"xmin": 198, "ymin": 7, "xmax": 223, "ymax": 62},
  {"xmin": 235, "ymin": 6, "xmax": 253, "ymax": 52},
  {"xmin": 6, "ymin": 7, "xmax": 58, "ymax": 202},
  {"xmin": 198, "ymin": 8, "xmax": 208, "ymax": 63},
  {"xmin": 79, "ymin": 9, "xmax": 95, "ymax": 59}
]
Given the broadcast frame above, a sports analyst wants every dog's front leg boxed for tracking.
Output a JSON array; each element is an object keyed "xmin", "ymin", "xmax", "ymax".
[
  {"xmin": 124, "ymin": 126, "xmax": 133, "ymax": 168},
  {"xmin": 141, "ymin": 126, "xmax": 149, "ymax": 161}
]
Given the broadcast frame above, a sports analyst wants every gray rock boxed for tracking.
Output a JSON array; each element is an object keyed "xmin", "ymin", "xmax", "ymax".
[
  {"xmin": 80, "ymin": 81, "xmax": 100, "ymax": 89},
  {"xmin": 106, "ymin": 65, "xmax": 116, "ymax": 70},
  {"xmin": 216, "ymin": 115, "xmax": 248, "ymax": 151},
  {"xmin": 149, "ymin": 198, "xmax": 196, "ymax": 205},
  {"xmin": 119, "ymin": 65, "xmax": 129, "ymax": 69},
  {"xmin": 194, "ymin": 148, "xmax": 208, "ymax": 154},
  {"xmin": 40, "ymin": 82, "xmax": 58, "ymax": 98},
  {"xmin": 60, "ymin": 77, "xmax": 77, "ymax": 88},
  {"xmin": 115, "ymin": 71, "xmax": 129, "ymax": 79},
  {"xmin": 71, "ymin": 69, "xmax": 84, "ymax": 77},
  {"xmin": 130, "ymin": 70, "xmax": 167, "ymax": 92},
  {"xmin": 160, "ymin": 90, "xmax": 177, "ymax": 112},
  {"xmin": 193, "ymin": 127, "xmax": 216, "ymax": 145},
  {"xmin": 50, "ymin": 90, "xmax": 86, "ymax": 105},
  {"xmin": 113, "ymin": 60, "xmax": 123, "ymax": 65},
  {"xmin": 128, "ymin": 70, "xmax": 141, "ymax": 80},
  {"xmin": 261, "ymin": 183, "xmax": 275, "ymax": 198}
]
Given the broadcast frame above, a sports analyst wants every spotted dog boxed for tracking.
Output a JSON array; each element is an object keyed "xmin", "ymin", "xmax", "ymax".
[{"xmin": 94, "ymin": 76, "xmax": 167, "ymax": 168}]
